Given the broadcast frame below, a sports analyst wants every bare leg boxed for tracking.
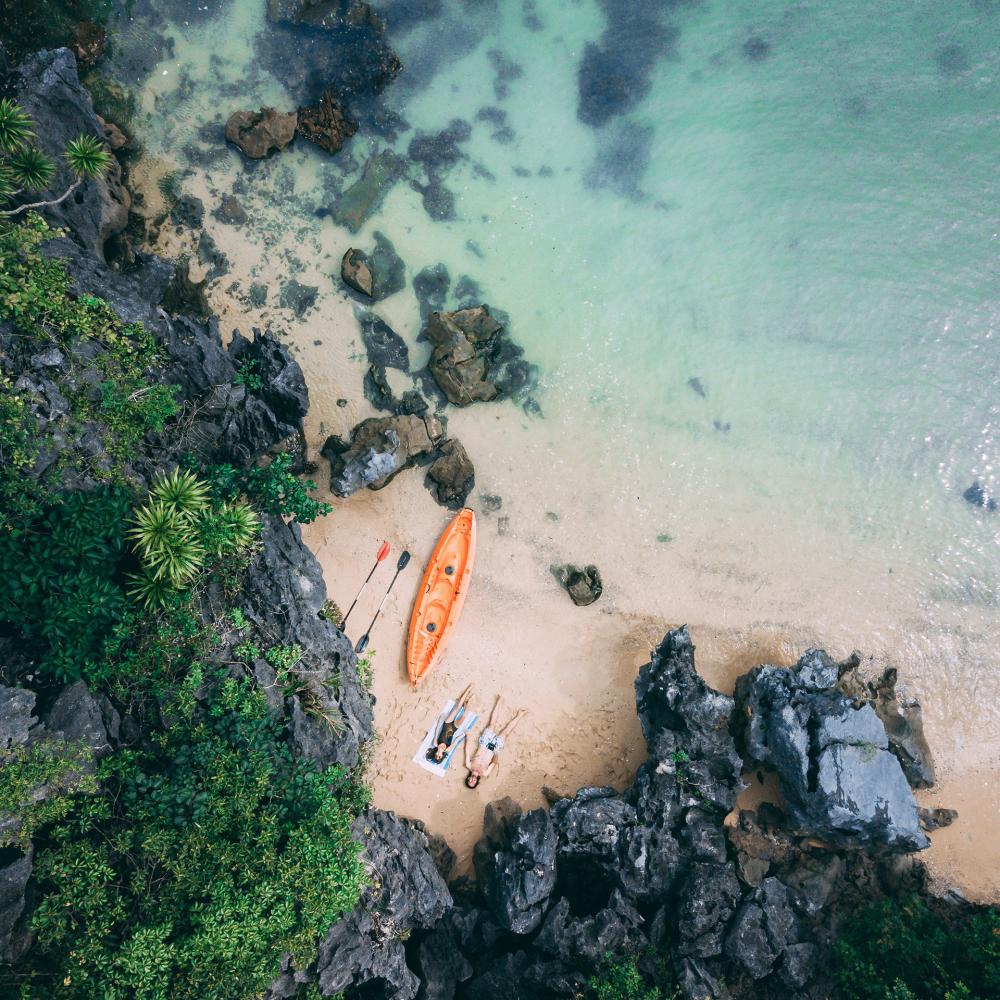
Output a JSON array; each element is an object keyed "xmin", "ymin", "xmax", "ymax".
[
  {"xmin": 487, "ymin": 695, "xmax": 504, "ymax": 729},
  {"xmin": 496, "ymin": 709, "xmax": 526, "ymax": 741},
  {"xmin": 445, "ymin": 684, "xmax": 475, "ymax": 724}
]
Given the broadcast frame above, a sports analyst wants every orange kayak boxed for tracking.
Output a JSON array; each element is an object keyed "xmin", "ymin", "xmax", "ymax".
[{"xmin": 407, "ymin": 508, "xmax": 477, "ymax": 687}]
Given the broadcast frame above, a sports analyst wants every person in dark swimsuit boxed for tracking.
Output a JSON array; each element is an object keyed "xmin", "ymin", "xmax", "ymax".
[{"xmin": 426, "ymin": 683, "xmax": 474, "ymax": 763}]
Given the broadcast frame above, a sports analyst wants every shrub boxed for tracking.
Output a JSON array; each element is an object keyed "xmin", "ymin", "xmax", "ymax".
[
  {"xmin": 201, "ymin": 453, "xmax": 332, "ymax": 524},
  {"xmin": 589, "ymin": 957, "xmax": 676, "ymax": 1000},
  {"xmin": 830, "ymin": 895, "xmax": 1000, "ymax": 1000},
  {"xmin": 0, "ymin": 739, "xmax": 96, "ymax": 849},
  {"xmin": 22, "ymin": 672, "xmax": 368, "ymax": 999}
]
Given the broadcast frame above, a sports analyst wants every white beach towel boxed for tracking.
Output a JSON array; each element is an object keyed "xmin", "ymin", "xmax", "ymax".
[{"xmin": 412, "ymin": 699, "xmax": 479, "ymax": 777}]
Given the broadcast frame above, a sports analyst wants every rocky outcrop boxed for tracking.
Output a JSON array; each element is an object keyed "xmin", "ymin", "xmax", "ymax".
[
  {"xmin": 268, "ymin": 810, "xmax": 451, "ymax": 1000},
  {"xmin": 16, "ymin": 48, "xmax": 129, "ymax": 262},
  {"xmin": 240, "ymin": 517, "xmax": 373, "ymax": 769},
  {"xmin": 322, "ymin": 413, "xmax": 446, "ymax": 496},
  {"xmin": 734, "ymin": 650, "xmax": 929, "ymax": 852},
  {"xmin": 296, "ymin": 88, "xmax": 357, "ymax": 154},
  {"xmin": 225, "ymin": 107, "xmax": 297, "ymax": 159},
  {"xmin": 425, "ymin": 438, "xmax": 475, "ymax": 509},
  {"xmin": 423, "ymin": 306, "xmax": 535, "ymax": 406}
]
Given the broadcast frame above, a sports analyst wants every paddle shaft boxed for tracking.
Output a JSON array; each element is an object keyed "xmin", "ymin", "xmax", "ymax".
[
  {"xmin": 339, "ymin": 541, "xmax": 390, "ymax": 630},
  {"xmin": 355, "ymin": 551, "xmax": 410, "ymax": 654}
]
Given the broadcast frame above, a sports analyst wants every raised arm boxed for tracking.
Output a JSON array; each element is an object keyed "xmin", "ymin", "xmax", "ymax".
[{"xmin": 464, "ymin": 736, "xmax": 473, "ymax": 769}]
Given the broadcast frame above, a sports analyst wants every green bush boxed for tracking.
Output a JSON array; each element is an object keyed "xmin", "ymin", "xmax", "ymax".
[
  {"xmin": 588, "ymin": 957, "xmax": 676, "ymax": 1000},
  {"xmin": 201, "ymin": 453, "xmax": 332, "ymax": 524},
  {"xmin": 21, "ymin": 671, "xmax": 368, "ymax": 999},
  {"xmin": 0, "ymin": 739, "xmax": 96, "ymax": 849},
  {"xmin": 0, "ymin": 487, "xmax": 132, "ymax": 681},
  {"xmin": 831, "ymin": 895, "xmax": 1000, "ymax": 1000}
]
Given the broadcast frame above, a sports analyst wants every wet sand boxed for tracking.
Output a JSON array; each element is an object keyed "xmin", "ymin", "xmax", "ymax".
[{"xmin": 145, "ymin": 173, "xmax": 999, "ymax": 902}]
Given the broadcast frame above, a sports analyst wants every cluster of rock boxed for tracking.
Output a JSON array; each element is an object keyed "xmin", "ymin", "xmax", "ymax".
[
  {"xmin": 225, "ymin": 92, "xmax": 358, "ymax": 160},
  {"xmin": 261, "ymin": 627, "xmax": 945, "ymax": 1000}
]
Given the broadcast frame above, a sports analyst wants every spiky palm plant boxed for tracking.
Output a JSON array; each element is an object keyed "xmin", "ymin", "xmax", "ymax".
[
  {"xmin": 0, "ymin": 100, "xmax": 112, "ymax": 216},
  {"xmin": 127, "ymin": 500, "xmax": 178, "ymax": 561},
  {"xmin": 64, "ymin": 135, "xmax": 111, "ymax": 180},
  {"xmin": 7, "ymin": 146, "xmax": 54, "ymax": 191},
  {"xmin": 0, "ymin": 98, "xmax": 33, "ymax": 152},
  {"xmin": 217, "ymin": 501, "xmax": 260, "ymax": 550},
  {"xmin": 125, "ymin": 568, "xmax": 175, "ymax": 610},
  {"xmin": 150, "ymin": 533, "xmax": 205, "ymax": 586},
  {"xmin": 150, "ymin": 469, "xmax": 210, "ymax": 521}
]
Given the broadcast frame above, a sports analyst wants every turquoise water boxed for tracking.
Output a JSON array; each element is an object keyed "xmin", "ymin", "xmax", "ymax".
[{"xmin": 107, "ymin": 2, "xmax": 999, "ymax": 756}]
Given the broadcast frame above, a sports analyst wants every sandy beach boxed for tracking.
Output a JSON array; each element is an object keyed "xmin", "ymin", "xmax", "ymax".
[{"xmin": 141, "ymin": 162, "xmax": 1000, "ymax": 903}]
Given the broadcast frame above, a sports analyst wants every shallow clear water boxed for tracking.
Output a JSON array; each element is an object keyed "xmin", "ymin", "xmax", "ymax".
[{"xmin": 107, "ymin": 0, "xmax": 999, "ymax": 814}]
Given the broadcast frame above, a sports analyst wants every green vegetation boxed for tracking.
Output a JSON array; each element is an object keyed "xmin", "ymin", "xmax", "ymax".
[
  {"xmin": 831, "ymin": 895, "xmax": 1000, "ymax": 1000},
  {"xmin": 0, "ymin": 739, "xmax": 96, "ymax": 849},
  {"xmin": 588, "ymin": 956, "xmax": 677, "ymax": 1000},
  {"xmin": 200, "ymin": 452, "xmax": 332, "ymax": 524},
  {"xmin": 235, "ymin": 357, "xmax": 264, "ymax": 391},
  {"xmin": 20, "ymin": 671, "xmax": 368, "ymax": 999},
  {"xmin": 0, "ymin": 215, "xmax": 180, "ymax": 526},
  {"xmin": 0, "ymin": 99, "xmax": 111, "ymax": 214}
]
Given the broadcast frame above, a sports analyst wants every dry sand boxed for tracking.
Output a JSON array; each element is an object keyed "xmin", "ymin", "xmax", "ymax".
[{"xmin": 143, "ymin": 169, "xmax": 999, "ymax": 902}]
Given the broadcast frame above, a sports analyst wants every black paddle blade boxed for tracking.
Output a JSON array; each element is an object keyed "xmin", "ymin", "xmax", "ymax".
[
  {"xmin": 355, "ymin": 634, "xmax": 370, "ymax": 655},
  {"xmin": 397, "ymin": 550, "xmax": 411, "ymax": 570}
]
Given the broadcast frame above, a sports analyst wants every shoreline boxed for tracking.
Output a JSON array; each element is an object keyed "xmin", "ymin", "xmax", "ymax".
[{"xmin": 140, "ymin": 151, "xmax": 999, "ymax": 906}]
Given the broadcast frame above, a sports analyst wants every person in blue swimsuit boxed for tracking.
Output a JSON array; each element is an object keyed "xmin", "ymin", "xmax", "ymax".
[{"xmin": 464, "ymin": 695, "xmax": 525, "ymax": 788}]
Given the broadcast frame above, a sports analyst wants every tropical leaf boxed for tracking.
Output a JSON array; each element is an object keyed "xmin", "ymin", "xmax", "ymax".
[
  {"xmin": 64, "ymin": 134, "xmax": 111, "ymax": 179},
  {"xmin": 125, "ymin": 569, "xmax": 175, "ymax": 610},
  {"xmin": 7, "ymin": 146, "xmax": 54, "ymax": 191},
  {"xmin": 150, "ymin": 468, "xmax": 210, "ymax": 520},
  {"xmin": 0, "ymin": 98, "xmax": 33, "ymax": 152}
]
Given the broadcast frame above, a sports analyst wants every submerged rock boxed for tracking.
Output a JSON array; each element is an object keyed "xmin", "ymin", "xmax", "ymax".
[
  {"xmin": 962, "ymin": 480, "xmax": 997, "ymax": 511},
  {"xmin": 342, "ymin": 232, "xmax": 405, "ymax": 301},
  {"xmin": 424, "ymin": 306, "xmax": 534, "ymax": 406},
  {"xmin": 330, "ymin": 150, "xmax": 406, "ymax": 232},
  {"xmin": 357, "ymin": 311, "xmax": 409, "ymax": 370},
  {"xmin": 296, "ymin": 88, "xmax": 358, "ymax": 154},
  {"xmin": 322, "ymin": 413, "xmax": 445, "ymax": 496},
  {"xmin": 426, "ymin": 438, "xmax": 475, "ymax": 509},
  {"xmin": 225, "ymin": 107, "xmax": 297, "ymax": 159},
  {"xmin": 553, "ymin": 563, "xmax": 603, "ymax": 606},
  {"xmin": 734, "ymin": 650, "xmax": 929, "ymax": 851},
  {"xmin": 279, "ymin": 279, "xmax": 318, "ymax": 317}
]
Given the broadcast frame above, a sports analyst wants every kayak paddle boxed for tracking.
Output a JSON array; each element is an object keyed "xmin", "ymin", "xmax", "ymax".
[
  {"xmin": 355, "ymin": 550, "xmax": 411, "ymax": 655},
  {"xmin": 339, "ymin": 540, "xmax": 390, "ymax": 632}
]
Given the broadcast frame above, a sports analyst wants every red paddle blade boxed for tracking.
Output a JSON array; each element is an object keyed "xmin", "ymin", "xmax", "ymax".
[{"xmin": 376, "ymin": 540, "xmax": 391, "ymax": 561}]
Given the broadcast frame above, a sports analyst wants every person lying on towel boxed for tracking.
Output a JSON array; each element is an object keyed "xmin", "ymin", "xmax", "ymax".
[
  {"xmin": 464, "ymin": 695, "xmax": 525, "ymax": 788},
  {"xmin": 426, "ymin": 683, "xmax": 475, "ymax": 764}
]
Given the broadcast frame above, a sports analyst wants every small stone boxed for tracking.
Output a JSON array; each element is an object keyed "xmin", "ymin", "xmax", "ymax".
[
  {"xmin": 248, "ymin": 282, "xmax": 268, "ymax": 306},
  {"xmin": 553, "ymin": 564, "xmax": 603, "ymax": 606},
  {"xmin": 341, "ymin": 248, "xmax": 374, "ymax": 296},
  {"xmin": 214, "ymin": 195, "xmax": 248, "ymax": 225},
  {"xmin": 225, "ymin": 107, "xmax": 297, "ymax": 159},
  {"xmin": 963, "ymin": 481, "xmax": 997, "ymax": 511},
  {"xmin": 480, "ymin": 493, "xmax": 502, "ymax": 512}
]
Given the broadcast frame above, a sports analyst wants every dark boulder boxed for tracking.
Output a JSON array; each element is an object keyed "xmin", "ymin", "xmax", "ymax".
[
  {"xmin": 0, "ymin": 687, "xmax": 38, "ymax": 749},
  {"xmin": 0, "ymin": 851, "xmax": 32, "ymax": 965},
  {"xmin": 425, "ymin": 438, "xmax": 475, "ymax": 509},
  {"xmin": 357, "ymin": 310, "xmax": 409, "ymax": 370},
  {"xmin": 676, "ymin": 862, "xmax": 742, "ymax": 959},
  {"xmin": 552, "ymin": 563, "xmax": 602, "ymax": 606},
  {"xmin": 535, "ymin": 891, "xmax": 644, "ymax": 971},
  {"xmin": 16, "ymin": 49, "xmax": 129, "ymax": 261},
  {"xmin": 474, "ymin": 807, "xmax": 557, "ymax": 934},
  {"xmin": 734, "ymin": 650, "xmax": 929, "ymax": 851},
  {"xmin": 416, "ymin": 923, "xmax": 474, "ymax": 1000},
  {"xmin": 322, "ymin": 413, "xmax": 445, "ymax": 496},
  {"xmin": 414, "ymin": 263, "xmax": 450, "ymax": 319},
  {"xmin": 296, "ymin": 88, "xmax": 357, "ymax": 154},
  {"xmin": 279, "ymin": 279, "xmax": 318, "ymax": 317},
  {"xmin": 423, "ymin": 306, "xmax": 534, "ymax": 406},
  {"xmin": 634, "ymin": 627, "xmax": 745, "ymax": 815},
  {"xmin": 724, "ymin": 878, "xmax": 800, "ymax": 981},
  {"xmin": 43, "ymin": 681, "xmax": 118, "ymax": 759},
  {"xmin": 551, "ymin": 786, "xmax": 635, "ymax": 858},
  {"xmin": 225, "ymin": 107, "xmax": 297, "ymax": 159}
]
